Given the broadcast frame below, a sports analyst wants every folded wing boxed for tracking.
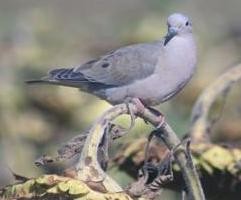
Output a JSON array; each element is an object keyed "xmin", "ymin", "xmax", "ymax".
[{"xmin": 27, "ymin": 42, "xmax": 162, "ymax": 92}]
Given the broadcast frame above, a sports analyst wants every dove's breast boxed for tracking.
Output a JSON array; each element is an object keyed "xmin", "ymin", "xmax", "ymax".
[{"xmin": 153, "ymin": 34, "xmax": 197, "ymax": 103}]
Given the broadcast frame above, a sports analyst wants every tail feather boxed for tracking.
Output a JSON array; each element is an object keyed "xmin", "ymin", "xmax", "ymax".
[
  {"xmin": 25, "ymin": 77, "xmax": 82, "ymax": 88},
  {"xmin": 25, "ymin": 67, "xmax": 88, "ymax": 88},
  {"xmin": 49, "ymin": 68, "xmax": 73, "ymax": 79},
  {"xmin": 26, "ymin": 67, "xmax": 115, "ymax": 90},
  {"xmin": 48, "ymin": 67, "xmax": 85, "ymax": 81},
  {"xmin": 25, "ymin": 77, "xmax": 51, "ymax": 84},
  {"xmin": 26, "ymin": 67, "xmax": 81, "ymax": 86},
  {"xmin": 25, "ymin": 79, "xmax": 46, "ymax": 84}
]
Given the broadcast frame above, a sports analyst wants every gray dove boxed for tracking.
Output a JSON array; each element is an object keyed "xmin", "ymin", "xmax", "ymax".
[{"xmin": 27, "ymin": 13, "xmax": 197, "ymax": 108}]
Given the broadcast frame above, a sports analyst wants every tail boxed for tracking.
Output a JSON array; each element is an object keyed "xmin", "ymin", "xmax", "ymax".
[
  {"xmin": 26, "ymin": 67, "xmax": 115, "ymax": 91},
  {"xmin": 25, "ymin": 76, "xmax": 62, "ymax": 85},
  {"xmin": 25, "ymin": 77, "xmax": 82, "ymax": 88},
  {"xmin": 25, "ymin": 78, "xmax": 51, "ymax": 84},
  {"xmin": 25, "ymin": 67, "xmax": 88, "ymax": 88}
]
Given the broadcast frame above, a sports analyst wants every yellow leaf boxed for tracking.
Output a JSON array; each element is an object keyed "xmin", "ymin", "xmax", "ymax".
[
  {"xmin": 199, "ymin": 159, "xmax": 214, "ymax": 174},
  {"xmin": 58, "ymin": 181, "xmax": 69, "ymax": 192},
  {"xmin": 47, "ymin": 186, "xmax": 59, "ymax": 194},
  {"xmin": 86, "ymin": 190, "xmax": 132, "ymax": 200},
  {"xmin": 231, "ymin": 149, "xmax": 241, "ymax": 162},
  {"xmin": 36, "ymin": 175, "xmax": 69, "ymax": 185},
  {"xmin": 67, "ymin": 180, "xmax": 89, "ymax": 195},
  {"xmin": 201, "ymin": 146, "xmax": 233, "ymax": 171}
]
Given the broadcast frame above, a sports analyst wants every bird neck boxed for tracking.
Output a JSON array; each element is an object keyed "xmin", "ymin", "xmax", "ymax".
[
  {"xmin": 165, "ymin": 33, "xmax": 196, "ymax": 61},
  {"xmin": 167, "ymin": 33, "xmax": 195, "ymax": 48},
  {"xmin": 160, "ymin": 33, "xmax": 197, "ymax": 75}
]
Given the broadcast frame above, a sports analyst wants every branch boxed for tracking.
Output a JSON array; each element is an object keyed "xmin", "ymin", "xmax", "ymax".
[
  {"xmin": 76, "ymin": 105, "xmax": 129, "ymax": 192},
  {"xmin": 190, "ymin": 63, "xmax": 241, "ymax": 143},
  {"xmin": 1, "ymin": 104, "xmax": 205, "ymax": 199},
  {"xmin": 76, "ymin": 103, "xmax": 205, "ymax": 200}
]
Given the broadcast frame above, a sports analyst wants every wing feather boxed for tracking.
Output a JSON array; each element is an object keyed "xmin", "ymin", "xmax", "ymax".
[
  {"xmin": 27, "ymin": 41, "xmax": 162, "ymax": 91},
  {"xmin": 74, "ymin": 42, "xmax": 161, "ymax": 86}
]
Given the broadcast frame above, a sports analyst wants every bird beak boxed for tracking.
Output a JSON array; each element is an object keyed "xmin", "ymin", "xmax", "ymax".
[{"xmin": 164, "ymin": 28, "xmax": 177, "ymax": 46}]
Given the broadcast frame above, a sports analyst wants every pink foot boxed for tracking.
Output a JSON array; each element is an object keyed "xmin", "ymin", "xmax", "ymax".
[
  {"xmin": 130, "ymin": 98, "xmax": 145, "ymax": 115},
  {"xmin": 124, "ymin": 98, "xmax": 146, "ymax": 131}
]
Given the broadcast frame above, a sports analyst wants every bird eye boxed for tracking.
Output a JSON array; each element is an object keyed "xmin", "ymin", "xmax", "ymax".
[{"xmin": 185, "ymin": 21, "xmax": 189, "ymax": 26}]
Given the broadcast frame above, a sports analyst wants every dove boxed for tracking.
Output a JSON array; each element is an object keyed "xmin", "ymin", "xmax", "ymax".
[{"xmin": 27, "ymin": 13, "xmax": 196, "ymax": 108}]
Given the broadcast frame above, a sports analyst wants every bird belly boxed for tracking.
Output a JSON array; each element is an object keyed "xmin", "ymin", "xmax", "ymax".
[{"xmin": 103, "ymin": 75, "xmax": 173, "ymax": 106}]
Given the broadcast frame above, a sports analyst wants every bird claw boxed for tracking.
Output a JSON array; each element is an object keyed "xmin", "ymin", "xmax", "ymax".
[
  {"xmin": 129, "ymin": 98, "xmax": 146, "ymax": 114},
  {"xmin": 125, "ymin": 98, "xmax": 146, "ymax": 132},
  {"xmin": 125, "ymin": 98, "xmax": 166, "ymax": 131}
]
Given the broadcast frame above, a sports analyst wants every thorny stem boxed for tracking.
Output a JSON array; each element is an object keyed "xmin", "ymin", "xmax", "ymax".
[{"xmin": 76, "ymin": 103, "xmax": 205, "ymax": 199}]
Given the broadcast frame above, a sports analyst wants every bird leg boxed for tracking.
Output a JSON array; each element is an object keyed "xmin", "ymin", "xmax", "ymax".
[
  {"xmin": 124, "ymin": 97, "xmax": 146, "ymax": 132},
  {"xmin": 125, "ymin": 99, "xmax": 166, "ymax": 131},
  {"xmin": 129, "ymin": 98, "xmax": 146, "ymax": 114}
]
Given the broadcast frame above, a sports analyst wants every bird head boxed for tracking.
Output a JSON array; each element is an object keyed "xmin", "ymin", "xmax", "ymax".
[{"xmin": 164, "ymin": 13, "xmax": 192, "ymax": 46}]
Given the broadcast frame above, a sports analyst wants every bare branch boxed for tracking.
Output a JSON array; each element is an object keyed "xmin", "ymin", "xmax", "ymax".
[
  {"xmin": 190, "ymin": 63, "xmax": 241, "ymax": 143},
  {"xmin": 76, "ymin": 103, "xmax": 205, "ymax": 200}
]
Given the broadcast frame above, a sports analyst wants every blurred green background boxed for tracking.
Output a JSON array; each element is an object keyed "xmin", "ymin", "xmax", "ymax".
[{"xmin": 0, "ymin": 0, "xmax": 241, "ymax": 198}]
